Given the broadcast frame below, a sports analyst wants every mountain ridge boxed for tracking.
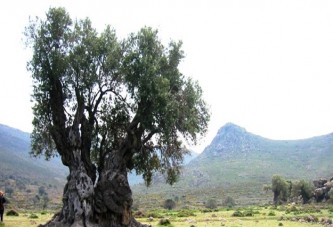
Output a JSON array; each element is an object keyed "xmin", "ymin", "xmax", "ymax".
[
  {"xmin": 133, "ymin": 122, "xmax": 333, "ymax": 206},
  {"xmin": 0, "ymin": 123, "xmax": 67, "ymax": 186}
]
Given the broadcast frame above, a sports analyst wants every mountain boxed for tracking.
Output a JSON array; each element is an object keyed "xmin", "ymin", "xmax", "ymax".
[
  {"xmin": 0, "ymin": 124, "xmax": 67, "ymax": 188},
  {"xmin": 133, "ymin": 123, "xmax": 333, "ymax": 206},
  {"xmin": 191, "ymin": 122, "xmax": 333, "ymax": 182}
]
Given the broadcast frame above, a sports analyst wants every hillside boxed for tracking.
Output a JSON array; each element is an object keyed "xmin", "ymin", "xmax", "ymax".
[
  {"xmin": 0, "ymin": 124, "xmax": 67, "ymax": 209},
  {"xmin": 189, "ymin": 123, "xmax": 333, "ymax": 185},
  {"xmin": 0, "ymin": 124, "xmax": 68, "ymax": 184},
  {"xmin": 133, "ymin": 123, "xmax": 333, "ymax": 207}
]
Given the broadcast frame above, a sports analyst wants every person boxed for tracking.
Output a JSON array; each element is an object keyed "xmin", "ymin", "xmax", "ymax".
[{"xmin": 0, "ymin": 191, "xmax": 6, "ymax": 222}]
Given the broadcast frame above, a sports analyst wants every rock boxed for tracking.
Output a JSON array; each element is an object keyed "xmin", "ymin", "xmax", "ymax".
[{"xmin": 313, "ymin": 179, "xmax": 327, "ymax": 188}]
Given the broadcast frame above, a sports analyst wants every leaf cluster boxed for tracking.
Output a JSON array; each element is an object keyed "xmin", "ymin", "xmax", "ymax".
[{"xmin": 25, "ymin": 7, "xmax": 210, "ymax": 186}]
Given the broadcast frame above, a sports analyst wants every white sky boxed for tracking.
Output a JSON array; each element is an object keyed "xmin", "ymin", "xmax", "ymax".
[{"xmin": 1, "ymin": 0, "xmax": 333, "ymax": 153}]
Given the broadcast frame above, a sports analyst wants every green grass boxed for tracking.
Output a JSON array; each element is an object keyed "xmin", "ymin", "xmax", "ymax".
[
  {"xmin": 1, "ymin": 205, "xmax": 332, "ymax": 226},
  {"xmin": 0, "ymin": 212, "xmax": 53, "ymax": 227},
  {"xmin": 137, "ymin": 205, "xmax": 332, "ymax": 227}
]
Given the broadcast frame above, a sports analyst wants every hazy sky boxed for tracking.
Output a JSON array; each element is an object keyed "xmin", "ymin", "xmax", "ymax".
[{"xmin": 1, "ymin": 0, "xmax": 333, "ymax": 153}]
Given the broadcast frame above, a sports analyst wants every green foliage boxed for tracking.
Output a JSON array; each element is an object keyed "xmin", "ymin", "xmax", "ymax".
[
  {"xmin": 38, "ymin": 186, "xmax": 47, "ymax": 196},
  {"xmin": 291, "ymin": 180, "xmax": 314, "ymax": 204},
  {"xmin": 271, "ymin": 175, "xmax": 291, "ymax": 204},
  {"xmin": 232, "ymin": 210, "xmax": 244, "ymax": 217},
  {"xmin": 205, "ymin": 198, "xmax": 217, "ymax": 209},
  {"xmin": 243, "ymin": 210, "xmax": 254, "ymax": 216},
  {"xmin": 25, "ymin": 7, "xmax": 210, "ymax": 186},
  {"xmin": 158, "ymin": 218, "xmax": 171, "ymax": 226},
  {"xmin": 176, "ymin": 209, "xmax": 196, "ymax": 217},
  {"xmin": 29, "ymin": 213, "xmax": 39, "ymax": 219},
  {"xmin": 223, "ymin": 196, "xmax": 236, "ymax": 207},
  {"xmin": 163, "ymin": 199, "xmax": 176, "ymax": 210},
  {"xmin": 6, "ymin": 210, "xmax": 19, "ymax": 216},
  {"xmin": 146, "ymin": 211, "xmax": 164, "ymax": 219}
]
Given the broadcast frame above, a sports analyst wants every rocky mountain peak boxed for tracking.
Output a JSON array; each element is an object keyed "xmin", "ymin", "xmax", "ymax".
[
  {"xmin": 216, "ymin": 122, "xmax": 246, "ymax": 137},
  {"xmin": 201, "ymin": 123, "xmax": 259, "ymax": 156}
]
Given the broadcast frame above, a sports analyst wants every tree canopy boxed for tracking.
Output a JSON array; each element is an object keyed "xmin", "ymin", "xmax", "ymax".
[
  {"xmin": 25, "ymin": 7, "xmax": 210, "ymax": 186},
  {"xmin": 271, "ymin": 175, "xmax": 291, "ymax": 204}
]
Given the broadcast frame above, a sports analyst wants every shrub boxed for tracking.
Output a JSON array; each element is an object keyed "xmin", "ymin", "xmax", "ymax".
[
  {"xmin": 201, "ymin": 209, "xmax": 213, "ymax": 213},
  {"xmin": 223, "ymin": 196, "xmax": 236, "ymax": 207},
  {"xmin": 177, "ymin": 210, "xmax": 195, "ymax": 217},
  {"xmin": 29, "ymin": 213, "xmax": 39, "ymax": 219},
  {"xmin": 163, "ymin": 199, "xmax": 176, "ymax": 210},
  {"xmin": 205, "ymin": 199, "xmax": 217, "ymax": 209},
  {"xmin": 6, "ymin": 210, "xmax": 19, "ymax": 216},
  {"xmin": 243, "ymin": 210, "xmax": 254, "ymax": 217},
  {"xmin": 268, "ymin": 211, "xmax": 276, "ymax": 216},
  {"xmin": 232, "ymin": 210, "xmax": 244, "ymax": 217},
  {"xmin": 146, "ymin": 212, "xmax": 163, "ymax": 218},
  {"xmin": 158, "ymin": 218, "xmax": 171, "ymax": 225},
  {"xmin": 133, "ymin": 210, "xmax": 145, "ymax": 218}
]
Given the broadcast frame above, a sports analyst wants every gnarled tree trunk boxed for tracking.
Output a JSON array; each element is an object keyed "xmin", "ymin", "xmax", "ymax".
[
  {"xmin": 94, "ymin": 151, "xmax": 133, "ymax": 226},
  {"xmin": 39, "ymin": 149, "xmax": 148, "ymax": 227},
  {"xmin": 40, "ymin": 149, "xmax": 96, "ymax": 227}
]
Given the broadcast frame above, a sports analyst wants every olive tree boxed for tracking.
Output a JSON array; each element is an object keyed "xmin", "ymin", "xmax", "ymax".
[
  {"xmin": 25, "ymin": 7, "xmax": 210, "ymax": 227},
  {"xmin": 291, "ymin": 180, "xmax": 314, "ymax": 204},
  {"xmin": 271, "ymin": 175, "xmax": 291, "ymax": 204}
]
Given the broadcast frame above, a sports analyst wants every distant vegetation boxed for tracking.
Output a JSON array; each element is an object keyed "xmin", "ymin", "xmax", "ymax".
[
  {"xmin": 132, "ymin": 123, "xmax": 333, "ymax": 209},
  {"xmin": 0, "ymin": 124, "xmax": 66, "ymax": 209},
  {"xmin": 270, "ymin": 175, "xmax": 333, "ymax": 205}
]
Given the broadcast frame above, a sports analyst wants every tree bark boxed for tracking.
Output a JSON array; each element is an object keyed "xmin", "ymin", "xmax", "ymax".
[
  {"xmin": 39, "ymin": 149, "xmax": 149, "ymax": 227},
  {"xmin": 39, "ymin": 149, "xmax": 96, "ymax": 227},
  {"xmin": 94, "ymin": 151, "xmax": 135, "ymax": 227}
]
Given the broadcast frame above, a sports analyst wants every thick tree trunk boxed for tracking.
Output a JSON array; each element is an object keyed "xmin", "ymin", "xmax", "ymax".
[
  {"xmin": 39, "ymin": 150, "xmax": 149, "ymax": 227},
  {"xmin": 40, "ymin": 149, "xmax": 96, "ymax": 227},
  {"xmin": 273, "ymin": 191, "xmax": 279, "ymax": 205},
  {"xmin": 94, "ymin": 151, "xmax": 139, "ymax": 227}
]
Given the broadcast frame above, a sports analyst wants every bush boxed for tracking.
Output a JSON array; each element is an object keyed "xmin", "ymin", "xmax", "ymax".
[
  {"xmin": 177, "ymin": 210, "xmax": 195, "ymax": 217},
  {"xmin": 268, "ymin": 211, "xmax": 276, "ymax": 216},
  {"xmin": 163, "ymin": 199, "xmax": 176, "ymax": 210},
  {"xmin": 205, "ymin": 199, "xmax": 217, "ymax": 209},
  {"xmin": 223, "ymin": 196, "xmax": 236, "ymax": 207},
  {"xmin": 232, "ymin": 210, "xmax": 244, "ymax": 217},
  {"xmin": 146, "ymin": 211, "xmax": 163, "ymax": 219},
  {"xmin": 6, "ymin": 210, "xmax": 19, "ymax": 216},
  {"xmin": 158, "ymin": 218, "xmax": 171, "ymax": 225},
  {"xmin": 201, "ymin": 209, "xmax": 213, "ymax": 213},
  {"xmin": 29, "ymin": 213, "xmax": 39, "ymax": 219},
  {"xmin": 243, "ymin": 209, "xmax": 254, "ymax": 217},
  {"xmin": 133, "ymin": 210, "xmax": 145, "ymax": 218}
]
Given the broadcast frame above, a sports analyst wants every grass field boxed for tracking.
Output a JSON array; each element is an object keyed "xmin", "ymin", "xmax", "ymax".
[
  {"xmin": 0, "ymin": 211, "xmax": 53, "ymax": 227},
  {"xmin": 136, "ymin": 204, "xmax": 333, "ymax": 227},
  {"xmin": 0, "ymin": 205, "xmax": 332, "ymax": 226}
]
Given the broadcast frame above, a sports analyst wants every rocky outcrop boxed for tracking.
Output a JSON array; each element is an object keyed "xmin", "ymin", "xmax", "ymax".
[{"xmin": 313, "ymin": 177, "xmax": 333, "ymax": 202}]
